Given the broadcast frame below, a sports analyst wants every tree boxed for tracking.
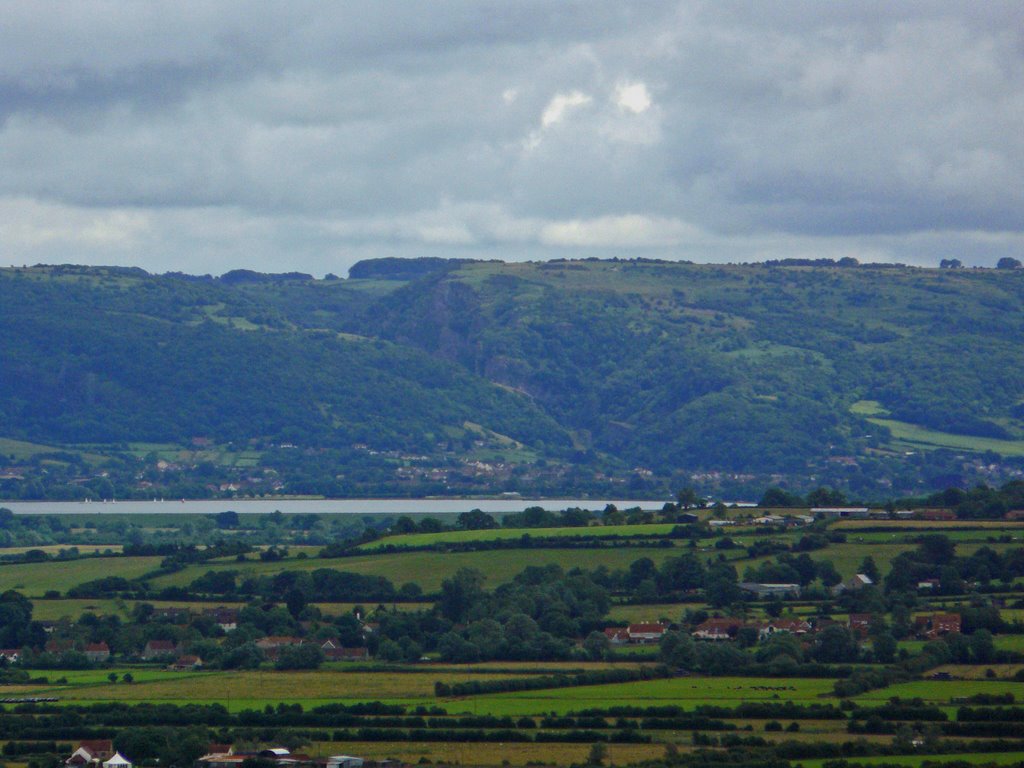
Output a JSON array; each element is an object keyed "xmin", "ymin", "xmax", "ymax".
[
  {"xmin": 273, "ymin": 643, "xmax": 323, "ymax": 670},
  {"xmin": 456, "ymin": 509, "xmax": 498, "ymax": 530},
  {"xmin": 812, "ymin": 625, "xmax": 858, "ymax": 663},
  {"xmin": 939, "ymin": 259, "xmax": 963, "ymax": 269},
  {"xmin": 659, "ymin": 630, "xmax": 696, "ymax": 669},
  {"xmin": 214, "ymin": 510, "xmax": 239, "ymax": 529},
  {"xmin": 872, "ymin": 632, "xmax": 897, "ymax": 664},
  {"xmin": 586, "ymin": 743, "xmax": 607, "ymax": 767},
  {"xmin": 759, "ymin": 487, "xmax": 803, "ymax": 507},
  {"xmin": 285, "ymin": 588, "xmax": 307, "ymax": 619},
  {"xmin": 676, "ymin": 487, "xmax": 701, "ymax": 510},
  {"xmin": 583, "ymin": 630, "xmax": 611, "ymax": 660},
  {"xmin": 970, "ymin": 628, "xmax": 995, "ymax": 663},
  {"xmin": 996, "ymin": 257, "xmax": 1022, "ymax": 269},
  {"xmin": 806, "ymin": 487, "xmax": 846, "ymax": 507},
  {"xmin": 438, "ymin": 568, "xmax": 486, "ymax": 622}
]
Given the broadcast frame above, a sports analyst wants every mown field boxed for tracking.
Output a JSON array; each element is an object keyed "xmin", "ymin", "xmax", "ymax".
[
  {"xmin": 447, "ymin": 676, "xmax": 838, "ymax": 717},
  {"xmin": 18, "ymin": 668, "xmax": 526, "ymax": 708},
  {"xmin": 853, "ymin": 679, "xmax": 1024, "ymax": 705},
  {"xmin": 0, "ymin": 555, "xmax": 162, "ymax": 595},
  {"xmin": 356, "ymin": 523, "xmax": 681, "ymax": 550},
  {"xmin": 797, "ymin": 753, "xmax": 1024, "ymax": 768},
  {"xmin": 148, "ymin": 547, "xmax": 696, "ymax": 592}
]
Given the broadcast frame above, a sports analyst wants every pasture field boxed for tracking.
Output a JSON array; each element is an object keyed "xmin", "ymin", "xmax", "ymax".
[
  {"xmin": 17, "ymin": 668, "xmax": 526, "ymax": 706},
  {"xmin": 148, "ymin": 547, "xmax": 695, "ymax": 592},
  {"xmin": 28, "ymin": 598, "xmax": 248, "ymax": 621},
  {"xmin": 448, "ymin": 676, "xmax": 836, "ymax": 717},
  {"xmin": 834, "ymin": 520, "xmax": 1024, "ymax": 531},
  {"xmin": 853, "ymin": 679, "xmax": 1024, "ymax": 705},
  {"xmin": 0, "ymin": 436, "xmax": 108, "ymax": 464},
  {"xmin": 867, "ymin": 416, "xmax": 1024, "ymax": 457},
  {"xmin": 25, "ymin": 667, "xmax": 204, "ymax": 685},
  {"xmin": 797, "ymin": 752, "xmax": 1024, "ymax": 768},
  {"xmin": 606, "ymin": 603, "xmax": 696, "ymax": 622},
  {"xmin": 311, "ymin": 740, "xmax": 668, "ymax": 766},
  {"xmin": 931, "ymin": 664, "xmax": 1024, "ymax": 679},
  {"xmin": 0, "ymin": 555, "xmax": 162, "ymax": 595},
  {"xmin": 357, "ymin": 523, "xmax": 680, "ymax": 550},
  {"xmin": 0, "ymin": 544, "xmax": 124, "ymax": 555},
  {"xmin": 995, "ymin": 635, "xmax": 1024, "ymax": 652},
  {"xmin": 743, "ymin": 542, "xmax": 911, "ymax": 578}
]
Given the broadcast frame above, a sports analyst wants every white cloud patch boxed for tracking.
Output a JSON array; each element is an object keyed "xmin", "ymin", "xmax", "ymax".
[
  {"xmin": 0, "ymin": 197, "xmax": 150, "ymax": 249},
  {"xmin": 614, "ymin": 82, "xmax": 651, "ymax": 114},
  {"xmin": 541, "ymin": 214, "xmax": 699, "ymax": 248},
  {"xmin": 541, "ymin": 90, "xmax": 593, "ymax": 127}
]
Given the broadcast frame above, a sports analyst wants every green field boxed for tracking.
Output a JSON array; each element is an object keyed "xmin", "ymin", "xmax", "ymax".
[
  {"xmin": 797, "ymin": 753, "xmax": 1024, "ymax": 768},
  {"xmin": 854, "ymin": 679, "xmax": 1024, "ymax": 705},
  {"xmin": 0, "ymin": 436, "xmax": 108, "ymax": 464},
  {"xmin": 149, "ymin": 547, "xmax": 694, "ymax": 592},
  {"xmin": 14, "ymin": 668, "xmax": 528, "ymax": 709},
  {"xmin": 450, "ymin": 676, "xmax": 836, "ymax": 716},
  {"xmin": 0, "ymin": 555, "xmax": 163, "ymax": 596},
  {"xmin": 850, "ymin": 400, "xmax": 1024, "ymax": 456},
  {"xmin": 359, "ymin": 523, "xmax": 680, "ymax": 550}
]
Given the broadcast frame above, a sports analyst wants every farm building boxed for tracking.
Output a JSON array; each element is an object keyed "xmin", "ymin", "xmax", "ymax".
[
  {"xmin": 739, "ymin": 582, "xmax": 801, "ymax": 598},
  {"xmin": 811, "ymin": 507, "xmax": 869, "ymax": 519},
  {"xmin": 832, "ymin": 573, "xmax": 873, "ymax": 595}
]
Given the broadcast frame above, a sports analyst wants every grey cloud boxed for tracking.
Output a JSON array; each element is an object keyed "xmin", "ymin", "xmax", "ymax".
[{"xmin": 0, "ymin": 2, "xmax": 1021, "ymax": 273}]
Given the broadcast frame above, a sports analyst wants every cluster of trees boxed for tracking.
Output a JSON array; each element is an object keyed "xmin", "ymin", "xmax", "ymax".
[
  {"xmin": 885, "ymin": 535, "xmax": 1024, "ymax": 595},
  {"xmin": 925, "ymin": 481, "xmax": 1024, "ymax": 520}
]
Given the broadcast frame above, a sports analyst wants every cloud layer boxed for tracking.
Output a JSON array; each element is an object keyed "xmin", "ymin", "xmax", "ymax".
[{"xmin": 1, "ymin": 2, "xmax": 1022, "ymax": 274}]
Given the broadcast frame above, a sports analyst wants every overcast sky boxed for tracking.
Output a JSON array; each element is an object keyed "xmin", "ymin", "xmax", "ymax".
[{"xmin": 1, "ymin": 1, "xmax": 1022, "ymax": 276}]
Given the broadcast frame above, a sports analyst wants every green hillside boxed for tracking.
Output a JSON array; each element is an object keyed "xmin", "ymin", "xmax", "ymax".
[{"xmin": 2, "ymin": 260, "xmax": 1023, "ymax": 499}]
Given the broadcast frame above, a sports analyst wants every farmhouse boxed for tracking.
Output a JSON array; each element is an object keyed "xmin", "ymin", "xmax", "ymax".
[
  {"xmin": 170, "ymin": 654, "xmax": 202, "ymax": 670},
  {"xmin": 626, "ymin": 622, "xmax": 668, "ymax": 644},
  {"xmin": 848, "ymin": 613, "xmax": 874, "ymax": 637},
  {"xmin": 0, "ymin": 648, "xmax": 21, "ymax": 663},
  {"xmin": 915, "ymin": 613, "xmax": 962, "ymax": 638},
  {"xmin": 141, "ymin": 639, "xmax": 178, "ymax": 659},
  {"xmin": 203, "ymin": 607, "xmax": 239, "ymax": 632},
  {"xmin": 84, "ymin": 642, "xmax": 111, "ymax": 662},
  {"xmin": 320, "ymin": 639, "xmax": 370, "ymax": 661},
  {"xmin": 603, "ymin": 628, "xmax": 630, "ymax": 645},
  {"xmin": 692, "ymin": 618, "xmax": 744, "ymax": 641},
  {"xmin": 758, "ymin": 618, "xmax": 812, "ymax": 639},
  {"xmin": 66, "ymin": 741, "xmax": 114, "ymax": 767}
]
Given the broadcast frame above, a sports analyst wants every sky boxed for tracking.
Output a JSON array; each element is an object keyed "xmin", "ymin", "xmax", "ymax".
[{"xmin": 1, "ymin": 1, "xmax": 1022, "ymax": 276}]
